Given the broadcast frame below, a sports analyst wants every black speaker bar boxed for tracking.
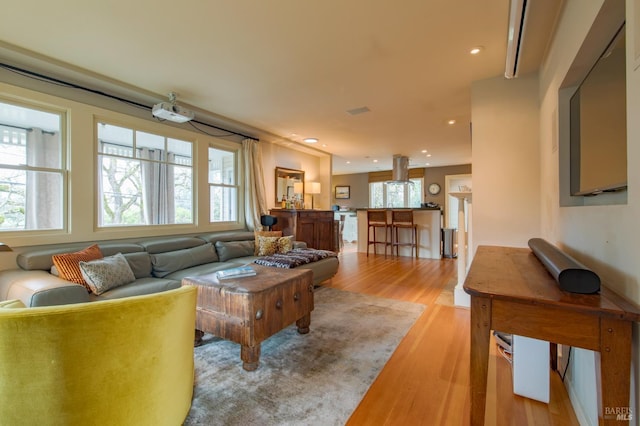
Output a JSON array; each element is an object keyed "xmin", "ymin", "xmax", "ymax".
[{"xmin": 528, "ymin": 238, "xmax": 600, "ymax": 294}]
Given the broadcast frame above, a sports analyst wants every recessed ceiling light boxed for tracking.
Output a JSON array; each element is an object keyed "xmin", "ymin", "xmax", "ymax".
[
  {"xmin": 470, "ymin": 46, "xmax": 483, "ymax": 55},
  {"xmin": 373, "ymin": 159, "xmax": 378, "ymax": 163},
  {"xmin": 425, "ymin": 162, "xmax": 430, "ymax": 166},
  {"xmin": 322, "ymin": 144, "xmax": 327, "ymax": 147},
  {"xmin": 346, "ymin": 161, "xmax": 351, "ymax": 164},
  {"xmin": 448, "ymin": 119, "xmax": 456, "ymax": 125},
  {"xmin": 421, "ymin": 149, "xmax": 427, "ymax": 153},
  {"xmin": 303, "ymin": 138, "xmax": 318, "ymax": 143},
  {"xmin": 427, "ymin": 154, "xmax": 432, "ymax": 157}
]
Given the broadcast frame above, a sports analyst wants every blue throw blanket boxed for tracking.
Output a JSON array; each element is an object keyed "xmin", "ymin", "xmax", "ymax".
[{"xmin": 254, "ymin": 248, "xmax": 336, "ymax": 269}]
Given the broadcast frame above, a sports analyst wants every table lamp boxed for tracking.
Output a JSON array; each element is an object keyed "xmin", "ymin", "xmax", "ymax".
[{"xmin": 308, "ymin": 182, "xmax": 321, "ymax": 209}]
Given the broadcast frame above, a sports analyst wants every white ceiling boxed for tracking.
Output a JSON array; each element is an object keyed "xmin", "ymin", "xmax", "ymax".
[{"xmin": 0, "ymin": 0, "xmax": 562, "ymax": 174}]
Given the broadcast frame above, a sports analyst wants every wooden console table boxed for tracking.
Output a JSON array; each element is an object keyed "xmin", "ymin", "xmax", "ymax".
[{"xmin": 464, "ymin": 246, "xmax": 640, "ymax": 425}]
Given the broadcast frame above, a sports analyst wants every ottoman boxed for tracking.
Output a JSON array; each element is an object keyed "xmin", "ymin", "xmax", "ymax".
[{"xmin": 182, "ymin": 265, "xmax": 314, "ymax": 370}]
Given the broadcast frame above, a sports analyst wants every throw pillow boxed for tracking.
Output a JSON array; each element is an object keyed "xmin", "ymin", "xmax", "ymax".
[
  {"xmin": 52, "ymin": 244, "xmax": 104, "ymax": 290},
  {"xmin": 257, "ymin": 235, "xmax": 295, "ymax": 256},
  {"xmin": 79, "ymin": 253, "xmax": 136, "ymax": 295},
  {"xmin": 253, "ymin": 230, "xmax": 282, "ymax": 255},
  {"xmin": 278, "ymin": 235, "xmax": 294, "ymax": 253}
]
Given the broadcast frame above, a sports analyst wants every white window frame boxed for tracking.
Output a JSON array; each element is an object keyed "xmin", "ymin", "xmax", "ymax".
[
  {"xmin": 208, "ymin": 144, "xmax": 241, "ymax": 224},
  {"xmin": 95, "ymin": 119, "xmax": 194, "ymax": 228},
  {"xmin": 369, "ymin": 178, "xmax": 423, "ymax": 208},
  {"xmin": 0, "ymin": 98, "xmax": 67, "ymax": 234}
]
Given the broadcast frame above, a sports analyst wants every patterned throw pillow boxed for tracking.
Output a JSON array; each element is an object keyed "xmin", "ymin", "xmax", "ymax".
[
  {"xmin": 253, "ymin": 230, "xmax": 282, "ymax": 255},
  {"xmin": 277, "ymin": 235, "xmax": 294, "ymax": 253},
  {"xmin": 52, "ymin": 244, "xmax": 104, "ymax": 290},
  {"xmin": 257, "ymin": 235, "xmax": 294, "ymax": 256},
  {"xmin": 79, "ymin": 253, "xmax": 136, "ymax": 295}
]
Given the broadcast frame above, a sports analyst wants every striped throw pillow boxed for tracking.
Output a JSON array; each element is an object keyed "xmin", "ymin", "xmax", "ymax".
[{"xmin": 52, "ymin": 244, "xmax": 104, "ymax": 290}]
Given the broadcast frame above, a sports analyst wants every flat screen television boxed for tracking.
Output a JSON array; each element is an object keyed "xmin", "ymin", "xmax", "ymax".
[{"xmin": 569, "ymin": 24, "xmax": 627, "ymax": 196}]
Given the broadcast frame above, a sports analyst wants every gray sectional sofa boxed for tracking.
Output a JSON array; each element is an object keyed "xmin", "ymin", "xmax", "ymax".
[{"xmin": 0, "ymin": 231, "xmax": 339, "ymax": 307}]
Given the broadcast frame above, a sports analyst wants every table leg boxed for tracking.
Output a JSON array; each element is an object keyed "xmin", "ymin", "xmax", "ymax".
[
  {"xmin": 550, "ymin": 343, "xmax": 558, "ymax": 371},
  {"xmin": 296, "ymin": 313, "xmax": 311, "ymax": 334},
  {"xmin": 194, "ymin": 329, "xmax": 204, "ymax": 347},
  {"xmin": 241, "ymin": 344, "xmax": 261, "ymax": 371},
  {"xmin": 470, "ymin": 295, "xmax": 492, "ymax": 426},
  {"xmin": 599, "ymin": 318, "xmax": 633, "ymax": 425}
]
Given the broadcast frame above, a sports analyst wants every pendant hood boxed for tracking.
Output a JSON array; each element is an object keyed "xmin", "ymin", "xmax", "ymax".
[{"xmin": 387, "ymin": 155, "xmax": 413, "ymax": 184}]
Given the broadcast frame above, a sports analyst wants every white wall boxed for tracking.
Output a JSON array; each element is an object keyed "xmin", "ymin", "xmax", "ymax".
[
  {"xmin": 261, "ymin": 143, "xmax": 327, "ymax": 211},
  {"xmin": 471, "ymin": 0, "xmax": 639, "ymax": 424},
  {"xmin": 538, "ymin": 0, "xmax": 640, "ymax": 423},
  {"xmin": 471, "ymin": 72, "xmax": 541, "ymax": 250}
]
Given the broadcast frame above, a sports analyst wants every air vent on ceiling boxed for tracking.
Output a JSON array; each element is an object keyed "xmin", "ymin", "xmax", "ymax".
[{"xmin": 346, "ymin": 106, "xmax": 371, "ymax": 115}]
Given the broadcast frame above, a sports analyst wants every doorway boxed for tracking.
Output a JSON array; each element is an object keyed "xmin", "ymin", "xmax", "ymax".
[{"xmin": 444, "ymin": 174, "xmax": 472, "ymax": 229}]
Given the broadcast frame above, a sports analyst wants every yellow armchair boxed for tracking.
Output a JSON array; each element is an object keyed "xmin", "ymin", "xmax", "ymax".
[{"xmin": 0, "ymin": 286, "xmax": 197, "ymax": 426}]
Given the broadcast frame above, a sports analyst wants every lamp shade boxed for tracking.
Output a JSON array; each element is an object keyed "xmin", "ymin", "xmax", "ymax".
[
  {"xmin": 293, "ymin": 182, "xmax": 304, "ymax": 194},
  {"xmin": 308, "ymin": 182, "xmax": 321, "ymax": 194}
]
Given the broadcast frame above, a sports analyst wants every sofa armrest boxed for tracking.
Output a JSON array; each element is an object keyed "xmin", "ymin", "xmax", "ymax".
[{"xmin": 0, "ymin": 269, "xmax": 90, "ymax": 307}]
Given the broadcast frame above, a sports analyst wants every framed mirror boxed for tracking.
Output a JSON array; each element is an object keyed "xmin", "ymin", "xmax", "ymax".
[{"xmin": 275, "ymin": 167, "xmax": 304, "ymax": 204}]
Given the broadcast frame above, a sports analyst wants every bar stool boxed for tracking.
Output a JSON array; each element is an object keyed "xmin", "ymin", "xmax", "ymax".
[
  {"xmin": 367, "ymin": 209, "xmax": 391, "ymax": 257},
  {"xmin": 391, "ymin": 210, "xmax": 418, "ymax": 258}
]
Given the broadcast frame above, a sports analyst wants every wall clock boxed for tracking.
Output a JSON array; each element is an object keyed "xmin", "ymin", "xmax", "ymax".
[{"xmin": 428, "ymin": 183, "xmax": 441, "ymax": 195}]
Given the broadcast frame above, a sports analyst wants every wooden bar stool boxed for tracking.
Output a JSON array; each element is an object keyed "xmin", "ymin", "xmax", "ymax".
[
  {"xmin": 391, "ymin": 210, "xmax": 418, "ymax": 258},
  {"xmin": 367, "ymin": 209, "xmax": 391, "ymax": 257}
]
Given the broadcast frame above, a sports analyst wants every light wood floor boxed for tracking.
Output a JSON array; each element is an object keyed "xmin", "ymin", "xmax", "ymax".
[{"xmin": 323, "ymin": 248, "xmax": 579, "ymax": 425}]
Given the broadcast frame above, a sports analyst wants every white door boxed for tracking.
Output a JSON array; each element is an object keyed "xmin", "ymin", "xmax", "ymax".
[{"xmin": 444, "ymin": 174, "xmax": 472, "ymax": 229}]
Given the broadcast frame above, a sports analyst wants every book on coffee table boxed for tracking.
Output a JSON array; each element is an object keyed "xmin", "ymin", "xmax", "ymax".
[{"xmin": 216, "ymin": 266, "xmax": 257, "ymax": 280}]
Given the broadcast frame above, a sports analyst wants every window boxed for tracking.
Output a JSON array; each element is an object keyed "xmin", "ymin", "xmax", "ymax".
[
  {"xmin": 369, "ymin": 179, "xmax": 423, "ymax": 208},
  {"xmin": 97, "ymin": 122, "xmax": 193, "ymax": 227},
  {"xmin": 0, "ymin": 100, "xmax": 64, "ymax": 231},
  {"xmin": 208, "ymin": 147, "xmax": 238, "ymax": 222}
]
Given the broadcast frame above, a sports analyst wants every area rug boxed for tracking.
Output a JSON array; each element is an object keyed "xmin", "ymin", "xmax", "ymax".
[{"xmin": 184, "ymin": 286, "xmax": 426, "ymax": 426}]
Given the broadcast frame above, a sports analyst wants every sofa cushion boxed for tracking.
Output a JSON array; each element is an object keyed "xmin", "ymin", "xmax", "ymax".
[
  {"xmin": 123, "ymin": 252, "xmax": 152, "ymax": 279},
  {"xmin": 79, "ymin": 253, "xmax": 136, "ymax": 295},
  {"xmin": 253, "ymin": 230, "xmax": 282, "ymax": 255},
  {"xmin": 215, "ymin": 240, "xmax": 255, "ymax": 262},
  {"xmin": 51, "ymin": 244, "xmax": 104, "ymax": 289},
  {"xmin": 151, "ymin": 243, "xmax": 218, "ymax": 278},
  {"xmin": 88, "ymin": 277, "xmax": 181, "ymax": 301},
  {"xmin": 17, "ymin": 243, "xmax": 143, "ymax": 271},
  {"xmin": 138, "ymin": 237, "xmax": 205, "ymax": 255}
]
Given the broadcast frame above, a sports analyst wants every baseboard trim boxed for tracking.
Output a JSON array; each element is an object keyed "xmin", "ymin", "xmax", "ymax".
[{"xmin": 565, "ymin": 379, "xmax": 594, "ymax": 426}]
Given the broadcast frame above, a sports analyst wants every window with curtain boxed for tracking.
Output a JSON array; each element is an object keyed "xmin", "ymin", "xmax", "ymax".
[
  {"xmin": 97, "ymin": 122, "xmax": 193, "ymax": 227},
  {"xmin": 369, "ymin": 178, "xmax": 423, "ymax": 208},
  {"xmin": 0, "ymin": 100, "xmax": 64, "ymax": 231},
  {"xmin": 208, "ymin": 146, "xmax": 238, "ymax": 222}
]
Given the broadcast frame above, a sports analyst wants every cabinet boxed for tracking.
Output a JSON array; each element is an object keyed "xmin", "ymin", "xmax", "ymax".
[{"xmin": 269, "ymin": 209, "xmax": 335, "ymax": 251}]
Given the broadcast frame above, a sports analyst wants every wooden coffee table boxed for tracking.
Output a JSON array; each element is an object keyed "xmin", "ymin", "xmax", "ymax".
[{"xmin": 182, "ymin": 265, "xmax": 314, "ymax": 371}]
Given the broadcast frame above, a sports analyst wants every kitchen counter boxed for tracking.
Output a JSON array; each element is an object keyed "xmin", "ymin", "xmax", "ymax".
[{"xmin": 356, "ymin": 208, "xmax": 442, "ymax": 259}]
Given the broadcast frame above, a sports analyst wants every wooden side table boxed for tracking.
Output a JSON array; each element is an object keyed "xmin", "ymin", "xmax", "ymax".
[{"xmin": 464, "ymin": 246, "xmax": 640, "ymax": 425}]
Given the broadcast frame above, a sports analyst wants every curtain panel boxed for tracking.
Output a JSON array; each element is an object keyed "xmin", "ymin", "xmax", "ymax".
[{"xmin": 242, "ymin": 139, "xmax": 267, "ymax": 231}]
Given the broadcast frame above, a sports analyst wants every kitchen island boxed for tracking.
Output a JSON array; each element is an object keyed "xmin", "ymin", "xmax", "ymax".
[{"xmin": 356, "ymin": 208, "xmax": 442, "ymax": 259}]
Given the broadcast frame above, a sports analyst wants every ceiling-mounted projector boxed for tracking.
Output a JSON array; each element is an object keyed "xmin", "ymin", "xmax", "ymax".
[{"xmin": 152, "ymin": 92, "xmax": 194, "ymax": 123}]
